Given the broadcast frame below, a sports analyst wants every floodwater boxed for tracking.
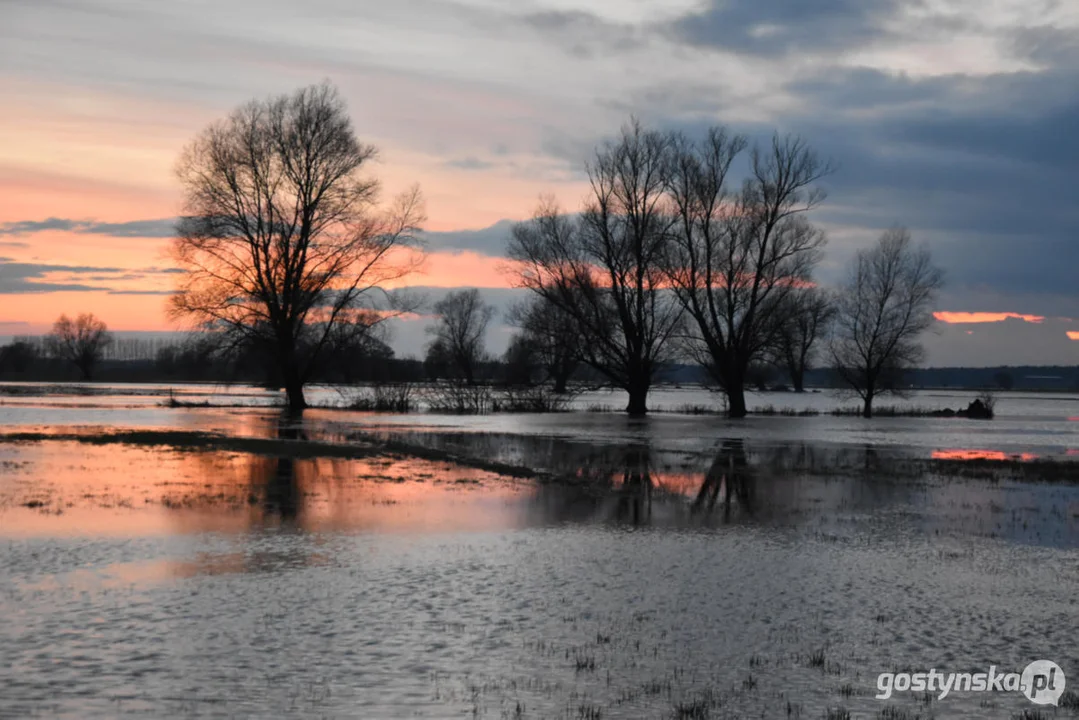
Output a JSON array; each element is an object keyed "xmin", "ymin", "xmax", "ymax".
[
  {"xmin": 3, "ymin": 381, "xmax": 1079, "ymax": 459},
  {"xmin": 1, "ymin": 383, "xmax": 1078, "ymax": 719}
]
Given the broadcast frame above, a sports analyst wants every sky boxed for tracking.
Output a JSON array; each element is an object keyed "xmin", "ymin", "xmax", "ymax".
[{"xmin": 1, "ymin": 0, "xmax": 1077, "ymax": 366}]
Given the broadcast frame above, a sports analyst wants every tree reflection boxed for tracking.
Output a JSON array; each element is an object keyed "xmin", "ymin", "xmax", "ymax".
[
  {"xmin": 614, "ymin": 446, "xmax": 652, "ymax": 525},
  {"xmin": 259, "ymin": 411, "xmax": 305, "ymax": 521},
  {"xmin": 692, "ymin": 439, "xmax": 754, "ymax": 521}
]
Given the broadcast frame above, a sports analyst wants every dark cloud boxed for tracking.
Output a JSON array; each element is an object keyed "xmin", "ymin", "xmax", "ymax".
[
  {"xmin": 1008, "ymin": 24, "xmax": 1079, "ymax": 67},
  {"xmin": 611, "ymin": 62, "xmax": 1079, "ymax": 310},
  {"xmin": 0, "ymin": 260, "xmax": 164, "ymax": 294},
  {"xmin": 789, "ymin": 77, "xmax": 1079, "ymax": 301},
  {"xmin": 519, "ymin": 10, "xmax": 641, "ymax": 57},
  {"xmin": 443, "ymin": 157, "xmax": 497, "ymax": 171},
  {"xmin": 421, "ymin": 220, "xmax": 516, "ymax": 257},
  {"xmin": 105, "ymin": 289, "xmax": 175, "ymax": 295},
  {"xmin": 0, "ymin": 217, "xmax": 177, "ymax": 237},
  {"xmin": 667, "ymin": 0, "xmax": 897, "ymax": 55}
]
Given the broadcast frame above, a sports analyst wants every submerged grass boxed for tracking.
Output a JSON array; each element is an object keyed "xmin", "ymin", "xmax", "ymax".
[
  {"xmin": 752, "ymin": 405, "xmax": 821, "ymax": 416},
  {"xmin": 830, "ymin": 405, "xmax": 943, "ymax": 417}
]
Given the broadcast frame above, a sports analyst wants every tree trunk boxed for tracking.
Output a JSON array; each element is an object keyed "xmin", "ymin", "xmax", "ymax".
[
  {"xmin": 283, "ymin": 365, "xmax": 306, "ymax": 412},
  {"xmin": 727, "ymin": 384, "xmax": 748, "ymax": 418},
  {"xmin": 553, "ymin": 374, "xmax": 568, "ymax": 394},
  {"xmin": 626, "ymin": 382, "xmax": 649, "ymax": 416},
  {"xmin": 862, "ymin": 393, "xmax": 873, "ymax": 419},
  {"xmin": 790, "ymin": 361, "xmax": 804, "ymax": 392}
]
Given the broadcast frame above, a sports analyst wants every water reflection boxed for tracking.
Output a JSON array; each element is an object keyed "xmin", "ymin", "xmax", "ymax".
[
  {"xmin": 262, "ymin": 411, "xmax": 303, "ymax": 520},
  {"xmin": 2, "ymin": 424, "xmax": 1077, "ymax": 546},
  {"xmin": 614, "ymin": 446, "xmax": 652, "ymax": 525},
  {"xmin": 932, "ymin": 448, "xmax": 1038, "ymax": 461},
  {"xmin": 692, "ymin": 439, "xmax": 754, "ymax": 521}
]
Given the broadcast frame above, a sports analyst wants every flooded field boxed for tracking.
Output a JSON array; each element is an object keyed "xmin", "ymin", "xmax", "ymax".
[{"xmin": 1, "ymin": 383, "xmax": 1078, "ymax": 718}]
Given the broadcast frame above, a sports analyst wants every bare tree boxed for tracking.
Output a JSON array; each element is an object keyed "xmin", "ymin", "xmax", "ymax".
[
  {"xmin": 502, "ymin": 332, "xmax": 540, "ymax": 386},
  {"xmin": 428, "ymin": 289, "xmax": 494, "ymax": 385},
  {"xmin": 46, "ymin": 313, "xmax": 113, "ymax": 380},
  {"xmin": 508, "ymin": 296, "xmax": 580, "ymax": 393},
  {"xmin": 508, "ymin": 121, "xmax": 682, "ymax": 415},
  {"xmin": 170, "ymin": 82, "xmax": 425, "ymax": 411},
  {"xmin": 830, "ymin": 227, "xmax": 944, "ymax": 418},
  {"xmin": 423, "ymin": 339, "xmax": 452, "ymax": 381},
  {"xmin": 773, "ymin": 286, "xmax": 835, "ymax": 392},
  {"xmin": 665, "ymin": 131, "xmax": 829, "ymax": 417}
]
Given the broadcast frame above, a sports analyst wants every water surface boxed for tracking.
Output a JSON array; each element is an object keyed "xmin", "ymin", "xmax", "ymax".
[{"xmin": 1, "ymin": 385, "xmax": 1077, "ymax": 719}]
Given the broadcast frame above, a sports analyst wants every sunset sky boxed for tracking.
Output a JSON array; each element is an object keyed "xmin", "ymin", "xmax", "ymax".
[{"xmin": 2, "ymin": 0, "xmax": 1077, "ymax": 365}]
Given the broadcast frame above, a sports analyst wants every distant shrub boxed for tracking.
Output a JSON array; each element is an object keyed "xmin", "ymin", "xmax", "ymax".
[
  {"xmin": 425, "ymin": 382, "xmax": 493, "ymax": 414},
  {"xmin": 492, "ymin": 386, "xmax": 573, "ymax": 413},
  {"xmin": 346, "ymin": 383, "xmax": 414, "ymax": 412}
]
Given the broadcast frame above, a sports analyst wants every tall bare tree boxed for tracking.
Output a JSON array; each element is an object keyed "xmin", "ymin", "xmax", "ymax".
[
  {"xmin": 46, "ymin": 313, "xmax": 113, "ymax": 380},
  {"xmin": 508, "ymin": 121, "xmax": 682, "ymax": 415},
  {"xmin": 428, "ymin": 288, "xmax": 494, "ymax": 385},
  {"xmin": 508, "ymin": 296, "xmax": 580, "ymax": 393},
  {"xmin": 773, "ymin": 286, "xmax": 835, "ymax": 392},
  {"xmin": 171, "ymin": 82, "xmax": 424, "ymax": 411},
  {"xmin": 830, "ymin": 227, "xmax": 944, "ymax": 418},
  {"xmin": 665, "ymin": 131, "xmax": 829, "ymax": 417}
]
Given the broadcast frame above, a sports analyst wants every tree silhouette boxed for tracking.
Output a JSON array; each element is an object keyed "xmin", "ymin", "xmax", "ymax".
[
  {"xmin": 427, "ymin": 288, "xmax": 494, "ymax": 385},
  {"xmin": 45, "ymin": 313, "xmax": 113, "ymax": 380},
  {"xmin": 830, "ymin": 227, "xmax": 944, "ymax": 418},
  {"xmin": 171, "ymin": 82, "xmax": 424, "ymax": 411},
  {"xmin": 509, "ymin": 121, "xmax": 682, "ymax": 415},
  {"xmin": 665, "ymin": 131, "xmax": 829, "ymax": 417}
]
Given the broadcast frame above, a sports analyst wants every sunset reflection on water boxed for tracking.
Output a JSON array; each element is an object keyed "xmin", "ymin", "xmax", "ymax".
[
  {"xmin": 0, "ymin": 440, "xmax": 529, "ymax": 538},
  {"xmin": 931, "ymin": 448, "xmax": 1039, "ymax": 461}
]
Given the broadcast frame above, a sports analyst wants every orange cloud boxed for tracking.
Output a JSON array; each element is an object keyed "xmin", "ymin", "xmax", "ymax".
[
  {"xmin": 934, "ymin": 311, "xmax": 1045, "ymax": 324},
  {"xmin": 1067, "ymin": 331, "xmax": 1079, "ymax": 341}
]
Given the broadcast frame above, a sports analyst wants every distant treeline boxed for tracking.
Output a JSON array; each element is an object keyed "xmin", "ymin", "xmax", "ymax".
[
  {"xmin": 665, "ymin": 364, "xmax": 1079, "ymax": 392},
  {"xmin": 1, "ymin": 332, "xmax": 1075, "ymax": 393},
  {"xmin": 0, "ymin": 335, "xmax": 416, "ymax": 385},
  {"xmin": 875, "ymin": 366, "xmax": 1079, "ymax": 392}
]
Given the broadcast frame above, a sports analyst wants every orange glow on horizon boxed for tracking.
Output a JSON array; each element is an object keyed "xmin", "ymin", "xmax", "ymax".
[
  {"xmin": 1067, "ymin": 331, "xmax": 1079, "ymax": 341},
  {"xmin": 932, "ymin": 449, "xmax": 1038, "ymax": 462},
  {"xmin": 934, "ymin": 311, "xmax": 1045, "ymax": 324}
]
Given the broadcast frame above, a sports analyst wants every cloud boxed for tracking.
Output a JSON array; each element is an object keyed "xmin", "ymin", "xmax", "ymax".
[
  {"xmin": 667, "ymin": 0, "xmax": 897, "ymax": 56},
  {"xmin": 0, "ymin": 217, "xmax": 178, "ymax": 238},
  {"xmin": 105, "ymin": 289, "xmax": 174, "ymax": 295},
  {"xmin": 518, "ymin": 9, "xmax": 642, "ymax": 57},
  {"xmin": 420, "ymin": 220, "xmax": 517, "ymax": 257},
  {"xmin": 0, "ymin": 260, "xmax": 173, "ymax": 294},
  {"xmin": 1068, "ymin": 331, "xmax": 1079, "ymax": 341},
  {"xmin": 443, "ymin": 157, "xmax": 498, "ymax": 171},
  {"xmin": 924, "ymin": 316, "xmax": 1079, "ymax": 366},
  {"xmin": 934, "ymin": 312, "xmax": 1046, "ymax": 325}
]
